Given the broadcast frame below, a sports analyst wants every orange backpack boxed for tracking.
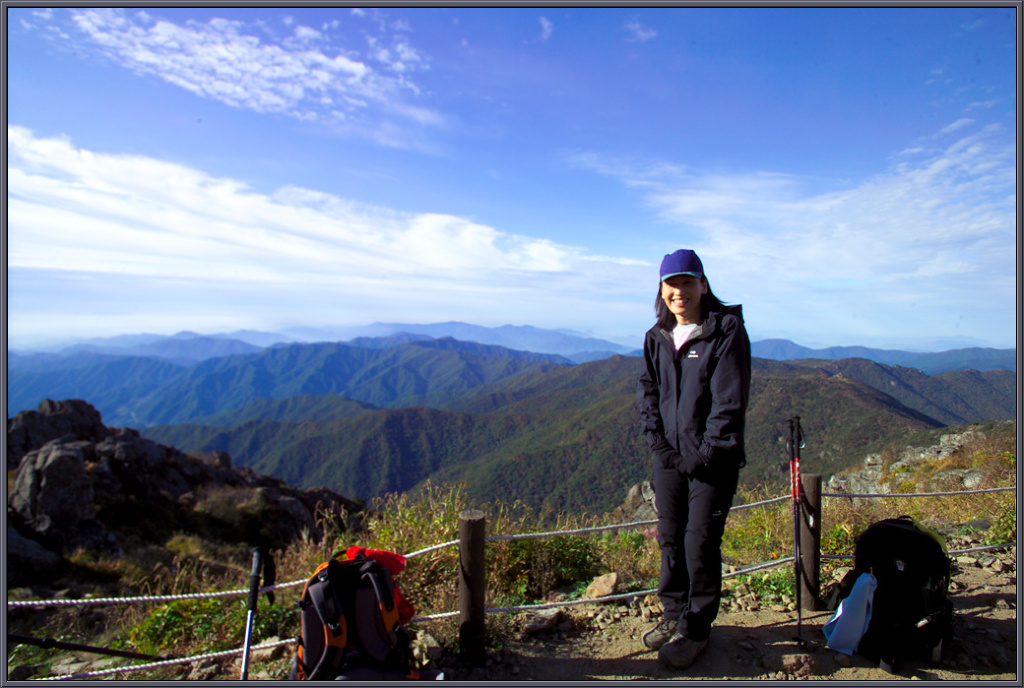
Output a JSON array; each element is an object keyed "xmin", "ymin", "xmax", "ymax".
[{"xmin": 289, "ymin": 552, "xmax": 417, "ymax": 680}]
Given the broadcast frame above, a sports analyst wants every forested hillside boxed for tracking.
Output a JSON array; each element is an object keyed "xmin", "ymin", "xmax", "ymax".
[
  {"xmin": 145, "ymin": 353, "xmax": 1013, "ymax": 514},
  {"xmin": 11, "ymin": 335, "xmax": 1015, "ymax": 516},
  {"xmin": 9, "ymin": 339, "xmax": 570, "ymax": 426}
]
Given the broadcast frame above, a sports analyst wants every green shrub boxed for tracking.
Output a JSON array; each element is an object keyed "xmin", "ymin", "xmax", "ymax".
[
  {"xmin": 722, "ymin": 487, "xmax": 792, "ymax": 565},
  {"xmin": 489, "ymin": 535, "xmax": 601, "ymax": 604},
  {"xmin": 820, "ymin": 521, "xmax": 856, "ymax": 556},
  {"xmin": 127, "ymin": 597, "xmax": 297, "ymax": 656},
  {"xmin": 750, "ymin": 568, "xmax": 795, "ymax": 601},
  {"xmin": 599, "ymin": 530, "xmax": 658, "ymax": 584},
  {"xmin": 985, "ymin": 497, "xmax": 1016, "ymax": 546},
  {"xmin": 129, "ymin": 599, "xmax": 234, "ymax": 655}
]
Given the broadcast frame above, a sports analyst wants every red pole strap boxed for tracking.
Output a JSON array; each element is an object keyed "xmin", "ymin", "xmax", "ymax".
[{"xmin": 788, "ymin": 419, "xmax": 797, "ymax": 503}]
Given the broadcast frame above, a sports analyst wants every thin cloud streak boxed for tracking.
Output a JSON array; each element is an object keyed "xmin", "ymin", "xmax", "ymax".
[
  {"xmin": 37, "ymin": 9, "xmax": 442, "ymax": 140},
  {"xmin": 625, "ymin": 20, "xmax": 656, "ymax": 43},
  {"xmin": 574, "ymin": 120, "xmax": 1016, "ymax": 347},
  {"xmin": 540, "ymin": 17, "xmax": 553, "ymax": 41}
]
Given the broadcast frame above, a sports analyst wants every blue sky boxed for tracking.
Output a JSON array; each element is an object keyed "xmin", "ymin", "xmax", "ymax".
[{"xmin": 5, "ymin": 6, "xmax": 1018, "ymax": 351}]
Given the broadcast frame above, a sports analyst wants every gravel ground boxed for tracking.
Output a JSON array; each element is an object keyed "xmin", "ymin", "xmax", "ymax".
[
  {"xmin": 443, "ymin": 547, "xmax": 1017, "ymax": 682},
  {"xmin": 15, "ymin": 548, "xmax": 1016, "ymax": 681}
]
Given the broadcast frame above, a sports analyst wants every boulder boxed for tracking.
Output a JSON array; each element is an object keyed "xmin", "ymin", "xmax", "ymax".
[
  {"xmin": 255, "ymin": 490, "xmax": 320, "ymax": 546},
  {"xmin": 7, "ymin": 399, "xmax": 108, "ymax": 470},
  {"xmin": 412, "ymin": 631, "xmax": 444, "ymax": 665},
  {"xmin": 9, "ymin": 438, "xmax": 99, "ymax": 548},
  {"xmin": 932, "ymin": 468, "xmax": 986, "ymax": 491},
  {"xmin": 584, "ymin": 572, "xmax": 618, "ymax": 599},
  {"xmin": 608, "ymin": 481, "xmax": 657, "ymax": 525},
  {"xmin": 190, "ymin": 450, "xmax": 232, "ymax": 469},
  {"xmin": 7, "ymin": 523, "xmax": 64, "ymax": 584},
  {"xmin": 522, "ymin": 608, "xmax": 563, "ymax": 634}
]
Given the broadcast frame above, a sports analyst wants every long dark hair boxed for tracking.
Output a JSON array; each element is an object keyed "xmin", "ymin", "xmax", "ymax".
[{"xmin": 653, "ymin": 277, "xmax": 730, "ymax": 330}]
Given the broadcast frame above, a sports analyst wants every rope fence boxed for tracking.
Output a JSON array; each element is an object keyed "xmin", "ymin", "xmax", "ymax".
[
  {"xmin": 822, "ymin": 485, "xmax": 1015, "ymax": 499},
  {"xmin": 11, "ymin": 482, "xmax": 1016, "ymax": 680},
  {"xmin": 4, "ymin": 496, "xmax": 792, "ymax": 611},
  {"xmin": 32, "ymin": 639, "xmax": 296, "ymax": 682}
]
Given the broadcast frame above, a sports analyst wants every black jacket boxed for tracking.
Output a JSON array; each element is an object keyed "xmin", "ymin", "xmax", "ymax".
[{"xmin": 637, "ymin": 304, "xmax": 751, "ymax": 475}]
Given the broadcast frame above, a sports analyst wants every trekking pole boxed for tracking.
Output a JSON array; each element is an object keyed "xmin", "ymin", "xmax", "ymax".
[
  {"xmin": 788, "ymin": 417, "xmax": 803, "ymax": 642},
  {"xmin": 239, "ymin": 547, "xmax": 264, "ymax": 680}
]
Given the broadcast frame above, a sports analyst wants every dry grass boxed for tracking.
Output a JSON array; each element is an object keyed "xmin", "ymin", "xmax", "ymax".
[{"xmin": 9, "ymin": 424, "xmax": 1015, "ymax": 680}]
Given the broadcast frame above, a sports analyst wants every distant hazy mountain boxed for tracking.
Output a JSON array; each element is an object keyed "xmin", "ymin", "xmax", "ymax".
[
  {"xmin": 212, "ymin": 330, "xmax": 298, "ymax": 347},
  {"xmin": 752, "ymin": 358, "xmax": 1016, "ymax": 428},
  {"xmin": 8, "ymin": 338, "xmax": 572, "ymax": 426},
  {"xmin": 12, "ymin": 325, "xmax": 1013, "ymax": 374},
  {"xmin": 11, "ymin": 331, "xmax": 268, "ymax": 365},
  {"xmin": 346, "ymin": 332, "xmax": 435, "ymax": 349},
  {"xmin": 750, "ymin": 339, "xmax": 1016, "ymax": 374},
  {"xmin": 8, "ymin": 351, "xmax": 133, "ymax": 373},
  {"xmin": 8, "ymin": 356, "xmax": 188, "ymax": 427},
  {"xmin": 284, "ymin": 321, "xmax": 635, "ymax": 358}
]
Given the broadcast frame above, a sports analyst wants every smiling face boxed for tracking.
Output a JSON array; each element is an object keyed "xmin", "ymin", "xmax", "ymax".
[{"xmin": 660, "ymin": 274, "xmax": 707, "ymax": 325}]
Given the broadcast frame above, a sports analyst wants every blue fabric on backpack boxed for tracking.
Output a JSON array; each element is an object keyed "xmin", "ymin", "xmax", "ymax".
[{"xmin": 823, "ymin": 572, "xmax": 877, "ymax": 655}]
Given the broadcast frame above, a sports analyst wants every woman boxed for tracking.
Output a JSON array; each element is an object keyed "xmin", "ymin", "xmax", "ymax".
[{"xmin": 636, "ymin": 248, "xmax": 751, "ymax": 670}]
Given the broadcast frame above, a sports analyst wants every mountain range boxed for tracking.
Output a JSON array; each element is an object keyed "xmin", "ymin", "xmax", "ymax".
[
  {"xmin": 138, "ymin": 351, "xmax": 1013, "ymax": 515},
  {"xmin": 8, "ymin": 328, "xmax": 1014, "ymax": 516},
  {"xmin": 8, "ymin": 338, "xmax": 570, "ymax": 427},
  {"xmin": 748, "ymin": 339, "xmax": 1017, "ymax": 375},
  {"xmin": 9, "ymin": 323, "xmax": 1016, "ymax": 371}
]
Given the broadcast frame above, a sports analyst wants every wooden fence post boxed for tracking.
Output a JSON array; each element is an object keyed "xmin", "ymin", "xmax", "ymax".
[
  {"xmin": 799, "ymin": 473, "xmax": 822, "ymax": 610},
  {"xmin": 458, "ymin": 509, "xmax": 486, "ymax": 665}
]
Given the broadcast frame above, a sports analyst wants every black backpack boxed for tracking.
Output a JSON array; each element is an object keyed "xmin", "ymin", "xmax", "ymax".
[
  {"xmin": 289, "ymin": 552, "xmax": 417, "ymax": 680},
  {"xmin": 848, "ymin": 516, "xmax": 953, "ymax": 671}
]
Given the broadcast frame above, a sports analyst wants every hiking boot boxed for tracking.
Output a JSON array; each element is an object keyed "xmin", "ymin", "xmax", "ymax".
[
  {"xmin": 658, "ymin": 635, "xmax": 709, "ymax": 670},
  {"xmin": 641, "ymin": 617, "xmax": 677, "ymax": 651}
]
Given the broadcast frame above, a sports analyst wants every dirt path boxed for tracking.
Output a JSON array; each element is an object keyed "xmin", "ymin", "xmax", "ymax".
[
  {"xmin": 23, "ymin": 549, "xmax": 1015, "ymax": 681},
  {"xmin": 448, "ymin": 549, "xmax": 1017, "ymax": 681}
]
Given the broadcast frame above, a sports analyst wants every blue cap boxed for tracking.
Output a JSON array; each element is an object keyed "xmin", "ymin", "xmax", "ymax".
[{"xmin": 660, "ymin": 249, "xmax": 704, "ymax": 281}]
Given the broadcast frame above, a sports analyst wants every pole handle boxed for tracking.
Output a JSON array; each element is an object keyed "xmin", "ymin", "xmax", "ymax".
[
  {"xmin": 240, "ymin": 547, "xmax": 265, "ymax": 680},
  {"xmin": 247, "ymin": 547, "xmax": 264, "ymax": 612}
]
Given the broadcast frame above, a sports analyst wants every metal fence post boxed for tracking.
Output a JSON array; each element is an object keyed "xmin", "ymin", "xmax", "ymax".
[
  {"xmin": 799, "ymin": 473, "xmax": 822, "ymax": 609},
  {"xmin": 458, "ymin": 509, "xmax": 486, "ymax": 665}
]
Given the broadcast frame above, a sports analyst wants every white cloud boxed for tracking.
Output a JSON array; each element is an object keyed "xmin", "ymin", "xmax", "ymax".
[
  {"xmin": 7, "ymin": 127, "xmax": 649, "ymax": 340},
  {"xmin": 937, "ymin": 117, "xmax": 974, "ymax": 136},
  {"xmin": 965, "ymin": 99, "xmax": 998, "ymax": 111},
  {"xmin": 574, "ymin": 123, "xmax": 1016, "ymax": 346},
  {"xmin": 540, "ymin": 17, "xmax": 553, "ymax": 41},
  {"xmin": 37, "ymin": 9, "xmax": 439, "ymax": 144},
  {"xmin": 925, "ymin": 67, "xmax": 950, "ymax": 86},
  {"xmin": 294, "ymin": 25, "xmax": 321, "ymax": 42},
  {"xmin": 625, "ymin": 20, "xmax": 656, "ymax": 43}
]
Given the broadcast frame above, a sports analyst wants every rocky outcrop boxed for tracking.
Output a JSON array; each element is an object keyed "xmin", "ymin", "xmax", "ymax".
[
  {"xmin": 6, "ymin": 399, "xmax": 106, "ymax": 470},
  {"xmin": 10, "ymin": 439, "xmax": 97, "ymax": 545},
  {"xmin": 827, "ymin": 427, "xmax": 998, "ymax": 499},
  {"xmin": 6, "ymin": 522, "xmax": 64, "ymax": 571},
  {"xmin": 607, "ymin": 481, "xmax": 657, "ymax": 525},
  {"xmin": 6, "ymin": 399, "xmax": 367, "ymax": 585}
]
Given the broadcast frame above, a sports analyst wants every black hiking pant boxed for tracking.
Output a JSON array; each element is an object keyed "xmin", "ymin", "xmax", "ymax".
[{"xmin": 653, "ymin": 454, "xmax": 740, "ymax": 642}]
